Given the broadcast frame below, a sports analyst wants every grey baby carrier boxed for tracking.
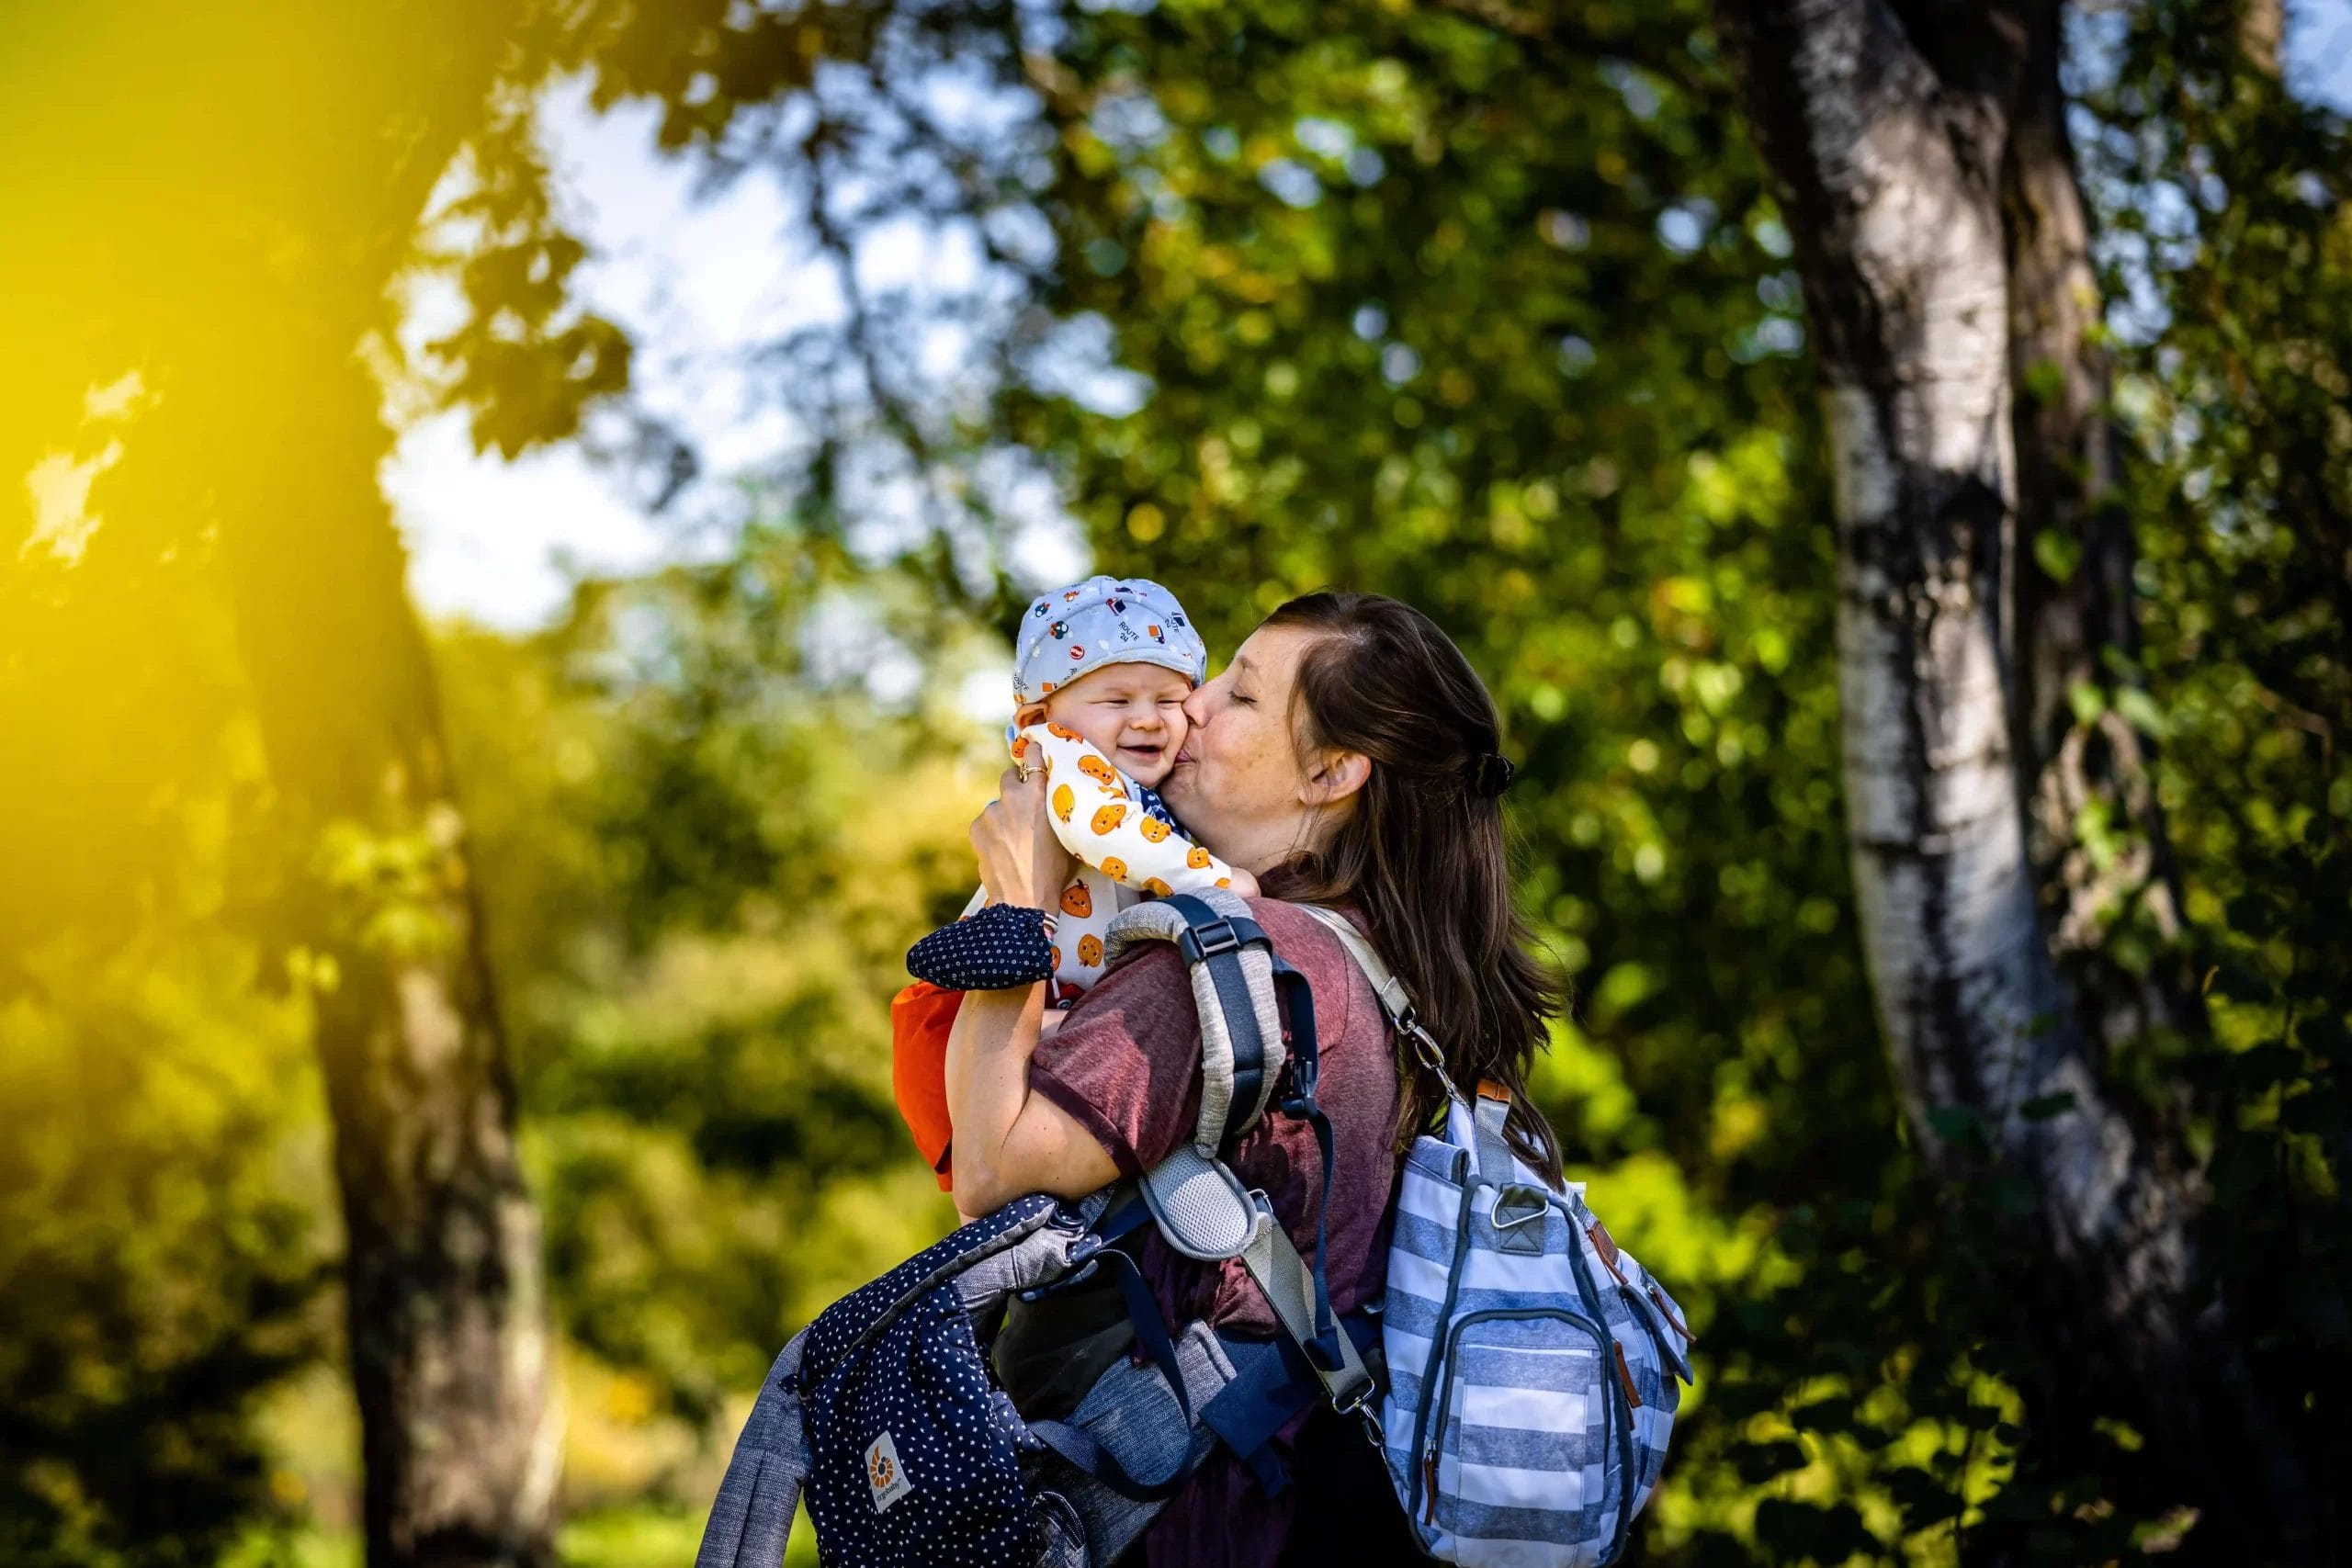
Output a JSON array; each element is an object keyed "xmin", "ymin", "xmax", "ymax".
[{"xmin": 694, "ymin": 890, "xmax": 1381, "ymax": 1568}]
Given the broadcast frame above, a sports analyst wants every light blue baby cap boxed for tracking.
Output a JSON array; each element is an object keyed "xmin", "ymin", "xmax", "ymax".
[{"xmin": 1013, "ymin": 574, "xmax": 1208, "ymax": 707}]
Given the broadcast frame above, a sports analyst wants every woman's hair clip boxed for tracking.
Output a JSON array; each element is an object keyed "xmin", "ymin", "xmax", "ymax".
[{"xmin": 1464, "ymin": 751, "xmax": 1516, "ymax": 798}]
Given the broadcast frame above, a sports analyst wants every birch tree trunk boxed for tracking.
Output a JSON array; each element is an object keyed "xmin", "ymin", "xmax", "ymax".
[{"xmin": 1715, "ymin": 0, "xmax": 2308, "ymax": 1541}]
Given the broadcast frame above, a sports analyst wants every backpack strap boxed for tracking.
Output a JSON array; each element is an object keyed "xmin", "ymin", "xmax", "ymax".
[
  {"xmin": 1293, "ymin": 903, "xmax": 1413, "ymax": 1031},
  {"xmin": 1109, "ymin": 893, "xmax": 1374, "ymax": 1415},
  {"xmin": 1295, "ymin": 904, "xmax": 1524, "ymax": 1187},
  {"xmin": 1104, "ymin": 889, "xmax": 1288, "ymax": 1153},
  {"xmin": 1294, "ymin": 903, "xmax": 1487, "ymax": 1121},
  {"xmin": 1238, "ymin": 1193, "xmax": 1374, "ymax": 1416}
]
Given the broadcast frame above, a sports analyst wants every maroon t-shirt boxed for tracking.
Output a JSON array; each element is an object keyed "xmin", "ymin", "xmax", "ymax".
[{"xmin": 1029, "ymin": 898, "xmax": 1406, "ymax": 1566}]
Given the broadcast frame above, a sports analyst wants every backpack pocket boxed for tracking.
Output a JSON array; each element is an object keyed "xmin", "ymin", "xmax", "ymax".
[
  {"xmin": 802, "ymin": 1280, "xmax": 1033, "ymax": 1566},
  {"xmin": 1418, "ymin": 1307, "xmax": 1623, "ymax": 1567}
]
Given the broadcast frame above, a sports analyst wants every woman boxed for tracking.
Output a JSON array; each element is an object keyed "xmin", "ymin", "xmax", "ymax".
[{"xmin": 949, "ymin": 592, "xmax": 1566, "ymax": 1566}]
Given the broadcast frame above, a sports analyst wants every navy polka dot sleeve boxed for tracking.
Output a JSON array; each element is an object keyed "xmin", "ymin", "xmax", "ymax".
[{"xmin": 905, "ymin": 903, "xmax": 1057, "ymax": 991}]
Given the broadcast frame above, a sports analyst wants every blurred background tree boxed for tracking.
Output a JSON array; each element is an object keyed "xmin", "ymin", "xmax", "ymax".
[
  {"xmin": 4, "ymin": 6, "xmax": 586, "ymax": 1564},
  {"xmin": 4, "ymin": 0, "xmax": 2346, "ymax": 1564}
]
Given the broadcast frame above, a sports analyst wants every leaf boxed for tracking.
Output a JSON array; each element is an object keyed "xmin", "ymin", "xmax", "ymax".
[
  {"xmin": 2225, "ymin": 895, "xmax": 2278, "ymax": 938},
  {"xmin": 1886, "ymin": 1466, "xmax": 1966, "ymax": 1529},
  {"xmin": 1926, "ymin": 1104, "xmax": 1991, "ymax": 1153},
  {"xmin": 2278, "ymin": 1088, "xmax": 2344, "ymax": 1136},
  {"xmin": 2034, "ymin": 528, "xmax": 2082, "ymax": 583},
  {"xmin": 1790, "ymin": 1395, "xmax": 1859, "ymax": 1434},
  {"xmin": 1754, "ymin": 1498, "xmax": 1876, "ymax": 1562},
  {"xmin": 2113, "ymin": 685, "xmax": 2168, "ymax": 738},
  {"xmin": 2019, "ymin": 1090, "xmax": 2077, "ymax": 1121}
]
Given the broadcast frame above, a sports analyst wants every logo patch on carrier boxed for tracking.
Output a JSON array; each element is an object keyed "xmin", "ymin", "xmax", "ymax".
[{"xmin": 865, "ymin": 1430, "xmax": 913, "ymax": 1512}]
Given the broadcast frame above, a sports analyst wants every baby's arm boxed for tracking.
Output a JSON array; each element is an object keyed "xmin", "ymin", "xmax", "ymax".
[{"xmin": 1021, "ymin": 725, "xmax": 1243, "ymax": 897}]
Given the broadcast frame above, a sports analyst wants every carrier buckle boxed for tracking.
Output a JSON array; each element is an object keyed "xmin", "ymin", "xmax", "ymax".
[{"xmin": 1178, "ymin": 918, "xmax": 1242, "ymax": 962}]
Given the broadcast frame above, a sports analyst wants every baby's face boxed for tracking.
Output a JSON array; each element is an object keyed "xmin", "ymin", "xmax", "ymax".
[{"xmin": 1032, "ymin": 662, "xmax": 1193, "ymax": 787}]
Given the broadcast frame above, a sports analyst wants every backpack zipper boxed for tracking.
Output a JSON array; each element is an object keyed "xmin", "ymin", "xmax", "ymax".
[
  {"xmin": 1404, "ymin": 1146, "xmax": 1477, "ymax": 1525},
  {"xmin": 1563, "ymin": 1226, "xmax": 1639, "ymax": 1564}
]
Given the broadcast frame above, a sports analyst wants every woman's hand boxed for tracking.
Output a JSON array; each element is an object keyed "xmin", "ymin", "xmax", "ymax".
[{"xmin": 970, "ymin": 766, "xmax": 1073, "ymax": 912}]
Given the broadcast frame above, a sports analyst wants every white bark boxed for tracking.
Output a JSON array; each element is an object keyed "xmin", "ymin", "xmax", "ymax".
[
  {"xmin": 1716, "ymin": 1, "xmax": 2316, "ymax": 1536},
  {"xmin": 1731, "ymin": 0, "xmax": 2188, "ymax": 1368}
]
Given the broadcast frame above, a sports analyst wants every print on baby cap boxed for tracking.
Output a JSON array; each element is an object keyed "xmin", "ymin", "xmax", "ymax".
[
  {"xmin": 1013, "ymin": 574, "xmax": 1209, "ymax": 706},
  {"xmin": 865, "ymin": 1430, "xmax": 913, "ymax": 1512}
]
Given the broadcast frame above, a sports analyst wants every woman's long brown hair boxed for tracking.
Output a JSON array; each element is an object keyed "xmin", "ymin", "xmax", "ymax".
[{"xmin": 1260, "ymin": 592, "xmax": 1568, "ymax": 1183}]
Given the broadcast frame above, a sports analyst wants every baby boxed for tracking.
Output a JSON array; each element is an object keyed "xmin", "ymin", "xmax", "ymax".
[
  {"xmin": 916, "ymin": 572, "xmax": 1249, "ymax": 1001},
  {"xmin": 892, "ymin": 574, "xmax": 1247, "ymax": 1185}
]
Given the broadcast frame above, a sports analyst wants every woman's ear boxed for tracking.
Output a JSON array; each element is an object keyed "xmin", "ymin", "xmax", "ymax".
[{"xmin": 1303, "ymin": 749, "xmax": 1371, "ymax": 807}]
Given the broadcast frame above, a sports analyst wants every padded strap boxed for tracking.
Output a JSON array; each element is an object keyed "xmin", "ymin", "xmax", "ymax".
[
  {"xmin": 1138, "ymin": 1145, "xmax": 1260, "ymax": 1261},
  {"xmin": 1028, "ymin": 1417, "xmax": 1195, "ymax": 1503},
  {"xmin": 1161, "ymin": 893, "xmax": 1279, "ymax": 1152},
  {"xmin": 1266, "ymin": 948, "xmax": 1344, "ymax": 1372},
  {"xmin": 1104, "ymin": 891, "xmax": 1288, "ymax": 1152},
  {"xmin": 1238, "ymin": 1195, "xmax": 1374, "ymax": 1413}
]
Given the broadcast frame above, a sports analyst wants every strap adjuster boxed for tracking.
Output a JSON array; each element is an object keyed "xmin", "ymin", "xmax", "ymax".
[{"xmin": 1178, "ymin": 917, "xmax": 1243, "ymax": 963}]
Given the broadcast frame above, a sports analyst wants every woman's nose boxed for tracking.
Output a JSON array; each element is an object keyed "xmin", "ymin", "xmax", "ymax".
[{"xmin": 1182, "ymin": 685, "xmax": 1210, "ymax": 728}]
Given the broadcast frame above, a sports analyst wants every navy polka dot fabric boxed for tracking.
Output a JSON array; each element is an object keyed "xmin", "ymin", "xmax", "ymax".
[
  {"xmin": 799, "ymin": 1198, "xmax": 1060, "ymax": 1564},
  {"xmin": 906, "ymin": 902, "xmax": 1056, "ymax": 991}
]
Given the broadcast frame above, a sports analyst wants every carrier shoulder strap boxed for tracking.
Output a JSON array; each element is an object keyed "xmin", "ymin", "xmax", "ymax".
[
  {"xmin": 1104, "ymin": 892, "xmax": 1374, "ymax": 1415},
  {"xmin": 1104, "ymin": 888, "xmax": 1286, "ymax": 1153}
]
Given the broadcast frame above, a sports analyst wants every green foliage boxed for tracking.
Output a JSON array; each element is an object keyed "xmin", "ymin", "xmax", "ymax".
[
  {"xmin": 436, "ymin": 536, "xmax": 997, "ymax": 1428},
  {"xmin": 2086, "ymin": 0, "xmax": 2352, "ymax": 1498},
  {"xmin": 0, "ymin": 762, "xmax": 331, "ymax": 1565},
  {"xmin": 8, "ymin": 0, "xmax": 2352, "ymax": 1562}
]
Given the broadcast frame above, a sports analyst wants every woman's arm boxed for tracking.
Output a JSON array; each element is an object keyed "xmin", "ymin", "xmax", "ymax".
[
  {"xmin": 944, "ymin": 986, "xmax": 1119, "ymax": 1216},
  {"xmin": 946, "ymin": 766, "xmax": 1122, "ymax": 1216}
]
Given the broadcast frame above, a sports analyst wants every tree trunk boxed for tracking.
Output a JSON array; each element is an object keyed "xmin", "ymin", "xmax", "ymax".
[
  {"xmin": 215, "ymin": 334, "xmax": 560, "ymax": 1568},
  {"xmin": 2002, "ymin": 1, "xmax": 2204, "ymax": 1057},
  {"xmin": 1715, "ymin": 0, "xmax": 2308, "ymax": 1544},
  {"xmin": 201, "ymin": 22, "xmax": 561, "ymax": 1560},
  {"xmin": 0, "ymin": 5, "xmax": 557, "ymax": 1560}
]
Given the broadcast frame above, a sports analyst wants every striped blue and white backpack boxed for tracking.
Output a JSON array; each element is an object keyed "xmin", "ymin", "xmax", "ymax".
[{"xmin": 1298, "ymin": 907, "xmax": 1696, "ymax": 1567}]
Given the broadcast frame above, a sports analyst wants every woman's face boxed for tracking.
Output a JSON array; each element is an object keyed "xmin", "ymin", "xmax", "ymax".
[{"xmin": 1161, "ymin": 621, "xmax": 1331, "ymax": 875}]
